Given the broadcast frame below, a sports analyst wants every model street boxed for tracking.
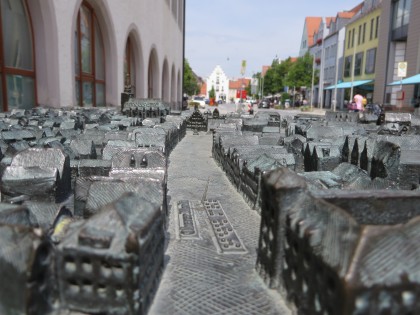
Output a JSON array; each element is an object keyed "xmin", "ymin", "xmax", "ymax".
[{"xmin": 149, "ymin": 127, "xmax": 293, "ymax": 315}]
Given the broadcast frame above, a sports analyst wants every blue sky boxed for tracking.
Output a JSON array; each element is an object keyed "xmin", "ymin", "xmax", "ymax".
[{"xmin": 185, "ymin": 0, "xmax": 361, "ymax": 79}]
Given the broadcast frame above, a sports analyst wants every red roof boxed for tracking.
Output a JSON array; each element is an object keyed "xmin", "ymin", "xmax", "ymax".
[
  {"xmin": 229, "ymin": 78, "xmax": 251, "ymax": 89},
  {"xmin": 325, "ymin": 17, "xmax": 335, "ymax": 27},
  {"xmin": 350, "ymin": 2, "xmax": 364, "ymax": 13},
  {"xmin": 305, "ymin": 17, "xmax": 322, "ymax": 47},
  {"xmin": 262, "ymin": 66, "xmax": 271, "ymax": 77},
  {"xmin": 337, "ymin": 11, "xmax": 357, "ymax": 19}
]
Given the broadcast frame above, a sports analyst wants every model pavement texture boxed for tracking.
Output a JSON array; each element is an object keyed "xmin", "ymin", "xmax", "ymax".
[{"xmin": 0, "ymin": 105, "xmax": 420, "ymax": 314}]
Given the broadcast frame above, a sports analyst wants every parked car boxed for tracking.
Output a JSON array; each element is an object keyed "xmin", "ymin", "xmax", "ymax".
[
  {"xmin": 193, "ymin": 96, "xmax": 206, "ymax": 108},
  {"xmin": 258, "ymin": 100, "xmax": 270, "ymax": 108}
]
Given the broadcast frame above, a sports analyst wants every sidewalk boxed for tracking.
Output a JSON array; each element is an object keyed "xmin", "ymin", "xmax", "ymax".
[{"xmin": 148, "ymin": 131, "xmax": 292, "ymax": 315}]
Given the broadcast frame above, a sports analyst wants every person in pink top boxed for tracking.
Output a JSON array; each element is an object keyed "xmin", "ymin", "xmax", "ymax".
[{"xmin": 353, "ymin": 94, "xmax": 364, "ymax": 112}]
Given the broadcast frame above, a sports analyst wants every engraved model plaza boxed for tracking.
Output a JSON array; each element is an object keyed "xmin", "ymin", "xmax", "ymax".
[{"xmin": 0, "ymin": 103, "xmax": 419, "ymax": 314}]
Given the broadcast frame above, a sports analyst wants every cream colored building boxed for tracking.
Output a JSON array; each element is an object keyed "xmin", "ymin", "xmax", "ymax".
[
  {"xmin": 1, "ymin": 0, "xmax": 185, "ymax": 112},
  {"xmin": 206, "ymin": 65, "xmax": 229, "ymax": 102}
]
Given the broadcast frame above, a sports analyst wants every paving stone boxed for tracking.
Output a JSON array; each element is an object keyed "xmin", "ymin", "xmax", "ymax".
[{"xmin": 149, "ymin": 131, "xmax": 292, "ymax": 315}]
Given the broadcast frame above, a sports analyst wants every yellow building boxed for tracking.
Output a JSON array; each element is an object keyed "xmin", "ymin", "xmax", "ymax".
[{"xmin": 342, "ymin": 7, "xmax": 381, "ymax": 102}]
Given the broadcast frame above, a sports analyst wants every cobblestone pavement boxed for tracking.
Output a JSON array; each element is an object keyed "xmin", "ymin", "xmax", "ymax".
[{"xmin": 148, "ymin": 131, "xmax": 292, "ymax": 315}]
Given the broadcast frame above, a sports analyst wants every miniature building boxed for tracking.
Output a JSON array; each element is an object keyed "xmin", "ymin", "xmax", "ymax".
[
  {"xmin": 102, "ymin": 140, "xmax": 137, "ymax": 161},
  {"xmin": 56, "ymin": 192, "xmax": 164, "ymax": 315},
  {"xmin": 111, "ymin": 148, "xmax": 167, "ymax": 170},
  {"xmin": 186, "ymin": 108, "xmax": 208, "ymax": 132},
  {"xmin": 325, "ymin": 111, "xmax": 360, "ymax": 123},
  {"xmin": 241, "ymin": 153, "xmax": 295, "ymax": 210},
  {"xmin": 1, "ymin": 148, "xmax": 71, "ymax": 203},
  {"xmin": 256, "ymin": 168, "xmax": 420, "ymax": 315},
  {"xmin": 267, "ymin": 113, "xmax": 281, "ymax": 127},
  {"xmin": 223, "ymin": 145, "xmax": 288, "ymax": 188},
  {"xmin": 69, "ymin": 139, "xmax": 97, "ymax": 160},
  {"xmin": 165, "ymin": 115, "xmax": 187, "ymax": 140},
  {"xmin": 131, "ymin": 128, "xmax": 167, "ymax": 155},
  {"xmin": 0, "ymin": 224, "xmax": 53, "ymax": 315},
  {"xmin": 122, "ymin": 98, "xmax": 171, "ymax": 119}
]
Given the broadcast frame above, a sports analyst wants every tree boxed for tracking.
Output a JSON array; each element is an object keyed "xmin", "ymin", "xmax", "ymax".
[
  {"xmin": 263, "ymin": 57, "xmax": 293, "ymax": 95},
  {"xmin": 183, "ymin": 59, "xmax": 199, "ymax": 96},
  {"xmin": 209, "ymin": 86, "xmax": 216, "ymax": 99},
  {"xmin": 285, "ymin": 52, "xmax": 316, "ymax": 89}
]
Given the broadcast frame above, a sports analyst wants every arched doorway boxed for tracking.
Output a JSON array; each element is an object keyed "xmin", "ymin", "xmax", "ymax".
[
  {"xmin": 147, "ymin": 49, "xmax": 159, "ymax": 98},
  {"xmin": 0, "ymin": 0, "xmax": 36, "ymax": 111},
  {"xmin": 171, "ymin": 64, "xmax": 176, "ymax": 106},
  {"xmin": 124, "ymin": 37, "xmax": 135, "ymax": 95},
  {"xmin": 74, "ymin": 1, "xmax": 105, "ymax": 107},
  {"xmin": 161, "ymin": 59, "xmax": 169, "ymax": 102}
]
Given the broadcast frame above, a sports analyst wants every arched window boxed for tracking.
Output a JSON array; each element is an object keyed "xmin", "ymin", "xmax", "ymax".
[
  {"xmin": 0, "ymin": 0, "xmax": 36, "ymax": 112},
  {"xmin": 124, "ymin": 37, "xmax": 135, "ymax": 95},
  {"xmin": 74, "ymin": 2, "xmax": 105, "ymax": 107}
]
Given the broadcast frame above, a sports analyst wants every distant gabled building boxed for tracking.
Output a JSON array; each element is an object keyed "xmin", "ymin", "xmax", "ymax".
[
  {"xmin": 299, "ymin": 17, "xmax": 323, "ymax": 57},
  {"xmin": 309, "ymin": 17, "xmax": 335, "ymax": 106},
  {"xmin": 206, "ymin": 65, "xmax": 229, "ymax": 102}
]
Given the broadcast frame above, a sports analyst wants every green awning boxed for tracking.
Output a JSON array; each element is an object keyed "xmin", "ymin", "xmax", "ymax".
[{"xmin": 325, "ymin": 79, "xmax": 374, "ymax": 90}]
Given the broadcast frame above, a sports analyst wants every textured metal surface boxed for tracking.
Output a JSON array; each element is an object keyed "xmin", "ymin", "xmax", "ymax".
[
  {"xmin": 204, "ymin": 199, "xmax": 246, "ymax": 254},
  {"xmin": 149, "ymin": 131, "xmax": 291, "ymax": 315},
  {"xmin": 176, "ymin": 200, "xmax": 200, "ymax": 240}
]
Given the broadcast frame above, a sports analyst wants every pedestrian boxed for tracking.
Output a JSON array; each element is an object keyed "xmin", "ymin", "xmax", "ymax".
[
  {"xmin": 247, "ymin": 102, "xmax": 253, "ymax": 114},
  {"xmin": 353, "ymin": 94, "xmax": 364, "ymax": 112}
]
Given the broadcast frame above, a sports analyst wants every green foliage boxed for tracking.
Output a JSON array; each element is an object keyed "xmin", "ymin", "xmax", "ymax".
[
  {"xmin": 209, "ymin": 86, "xmax": 216, "ymax": 99},
  {"xmin": 263, "ymin": 57, "xmax": 295, "ymax": 95},
  {"xmin": 183, "ymin": 59, "xmax": 200, "ymax": 96},
  {"xmin": 281, "ymin": 93, "xmax": 291, "ymax": 102},
  {"xmin": 285, "ymin": 52, "xmax": 317, "ymax": 88},
  {"xmin": 245, "ymin": 81, "xmax": 252, "ymax": 97},
  {"xmin": 261, "ymin": 53, "xmax": 317, "ymax": 97}
]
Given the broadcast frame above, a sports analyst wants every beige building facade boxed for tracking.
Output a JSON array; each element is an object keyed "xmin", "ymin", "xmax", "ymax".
[
  {"xmin": 1, "ymin": 0, "xmax": 185, "ymax": 112},
  {"xmin": 374, "ymin": 0, "xmax": 420, "ymax": 107}
]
